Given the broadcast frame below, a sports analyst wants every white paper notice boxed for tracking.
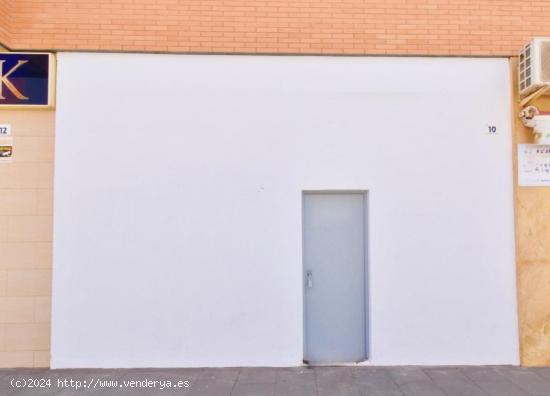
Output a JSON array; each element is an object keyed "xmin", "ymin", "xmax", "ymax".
[{"xmin": 518, "ymin": 144, "xmax": 550, "ymax": 186}]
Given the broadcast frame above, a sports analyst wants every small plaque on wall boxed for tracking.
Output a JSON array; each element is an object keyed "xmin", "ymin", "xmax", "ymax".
[
  {"xmin": 518, "ymin": 144, "xmax": 550, "ymax": 186},
  {"xmin": 0, "ymin": 124, "xmax": 11, "ymax": 136}
]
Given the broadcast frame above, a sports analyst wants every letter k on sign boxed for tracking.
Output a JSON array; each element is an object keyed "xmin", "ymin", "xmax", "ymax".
[
  {"xmin": 0, "ymin": 60, "xmax": 29, "ymax": 100},
  {"xmin": 0, "ymin": 53, "xmax": 53, "ymax": 108}
]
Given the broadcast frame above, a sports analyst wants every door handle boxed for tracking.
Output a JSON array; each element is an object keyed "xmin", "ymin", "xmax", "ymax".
[{"xmin": 306, "ymin": 270, "xmax": 313, "ymax": 288}]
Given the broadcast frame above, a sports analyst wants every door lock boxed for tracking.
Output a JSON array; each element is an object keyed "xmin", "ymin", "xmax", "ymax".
[{"xmin": 306, "ymin": 270, "xmax": 313, "ymax": 288}]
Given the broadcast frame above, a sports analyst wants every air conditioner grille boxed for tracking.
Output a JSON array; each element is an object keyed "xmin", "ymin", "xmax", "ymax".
[
  {"xmin": 541, "ymin": 41, "xmax": 550, "ymax": 82},
  {"xmin": 519, "ymin": 43, "xmax": 532, "ymax": 93}
]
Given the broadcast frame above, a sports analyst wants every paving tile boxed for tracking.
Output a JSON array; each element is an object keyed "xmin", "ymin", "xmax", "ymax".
[
  {"xmin": 9, "ymin": 369, "xmax": 122, "ymax": 396},
  {"xmin": 232, "ymin": 381, "xmax": 275, "ymax": 396},
  {"xmin": 424, "ymin": 367, "xmax": 488, "ymax": 396},
  {"xmin": 0, "ymin": 366, "xmax": 548, "ymax": 396},
  {"xmin": 116, "ymin": 368, "xmax": 197, "ymax": 395},
  {"xmin": 533, "ymin": 368, "xmax": 550, "ymax": 382},
  {"xmin": 315, "ymin": 366, "xmax": 361, "ymax": 396},
  {"xmin": 10, "ymin": 388, "xmax": 58, "ymax": 396},
  {"xmin": 494, "ymin": 366, "xmax": 550, "ymax": 395},
  {"xmin": 2, "ymin": 369, "xmax": 54, "ymax": 396},
  {"xmin": 388, "ymin": 367, "xmax": 447, "ymax": 396},
  {"xmin": 461, "ymin": 367, "xmax": 529, "ymax": 396},
  {"xmin": 237, "ymin": 367, "xmax": 277, "ymax": 384},
  {"xmin": 353, "ymin": 367, "xmax": 403, "ymax": 396},
  {"xmin": 275, "ymin": 367, "xmax": 316, "ymax": 396},
  {"xmin": 0, "ymin": 371, "xmax": 19, "ymax": 396},
  {"xmin": 187, "ymin": 368, "xmax": 239, "ymax": 396}
]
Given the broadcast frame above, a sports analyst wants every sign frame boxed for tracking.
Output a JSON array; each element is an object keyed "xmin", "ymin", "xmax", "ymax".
[{"xmin": 0, "ymin": 52, "xmax": 56, "ymax": 110}]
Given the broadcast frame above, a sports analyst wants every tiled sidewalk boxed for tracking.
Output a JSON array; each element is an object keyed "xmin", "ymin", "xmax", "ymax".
[{"xmin": 1, "ymin": 365, "xmax": 550, "ymax": 395}]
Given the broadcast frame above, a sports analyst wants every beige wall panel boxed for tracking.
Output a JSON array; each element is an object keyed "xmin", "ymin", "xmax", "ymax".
[
  {"xmin": 36, "ymin": 190, "xmax": 53, "ymax": 216},
  {"xmin": 0, "ymin": 109, "xmax": 54, "ymax": 367},
  {"xmin": 7, "ymin": 216, "xmax": 52, "ymax": 242},
  {"xmin": 0, "ymin": 164, "xmax": 54, "ymax": 189},
  {"xmin": 0, "ymin": 217, "xmax": 7, "ymax": 241},
  {"xmin": 37, "ymin": 137, "xmax": 55, "ymax": 163},
  {"xmin": 13, "ymin": 137, "xmax": 55, "ymax": 163},
  {"xmin": 0, "ymin": 190, "xmax": 37, "ymax": 216},
  {"xmin": 0, "ymin": 111, "xmax": 55, "ymax": 136},
  {"xmin": 0, "ymin": 242, "xmax": 52, "ymax": 269},
  {"xmin": 33, "ymin": 351, "xmax": 49, "ymax": 367},
  {"xmin": 0, "ymin": 271, "xmax": 6, "ymax": 296},
  {"xmin": 4, "ymin": 323, "xmax": 50, "ymax": 351},
  {"xmin": 0, "ymin": 297, "xmax": 34, "ymax": 323},
  {"xmin": 0, "ymin": 352, "xmax": 34, "ymax": 368},
  {"xmin": 7, "ymin": 270, "xmax": 51, "ymax": 297},
  {"xmin": 34, "ymin": 296, "xmax": 50, "ymax": 323}
]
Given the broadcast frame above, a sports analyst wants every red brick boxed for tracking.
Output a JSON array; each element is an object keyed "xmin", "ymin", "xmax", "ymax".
[{"xmin": 0, "ymin": 1, "xmax": 548, "ymax": 57}]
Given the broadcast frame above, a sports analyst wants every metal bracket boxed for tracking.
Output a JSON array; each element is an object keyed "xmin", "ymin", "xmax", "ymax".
[{"xmin": 520, "ymin": 85, "xmax": 550, "ymax": 108}]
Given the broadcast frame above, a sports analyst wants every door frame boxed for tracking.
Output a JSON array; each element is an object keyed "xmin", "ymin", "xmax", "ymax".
[{"xmin": 301, "ymin": 190, "xmax": 370, "ymax": 365}]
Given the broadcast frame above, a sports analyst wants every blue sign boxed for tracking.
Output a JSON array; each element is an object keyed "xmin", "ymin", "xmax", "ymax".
[{"xmin": 0, "ymin": 53, "xmax": 54, "ymax": 108}]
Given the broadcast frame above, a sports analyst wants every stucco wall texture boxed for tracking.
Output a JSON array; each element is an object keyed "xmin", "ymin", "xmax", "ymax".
[
  {"xmin": 511, "ymin": 60, "xmax": 550, "ymax": 367},
  {"xmin": 1, "ymin": 0, "xmax": 550, "ymax": 55}
]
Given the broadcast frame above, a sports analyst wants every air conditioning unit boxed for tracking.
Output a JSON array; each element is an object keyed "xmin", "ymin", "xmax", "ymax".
[{"xmin": 519, "ymin": 37, "xmax": 550, "ymax": 97}]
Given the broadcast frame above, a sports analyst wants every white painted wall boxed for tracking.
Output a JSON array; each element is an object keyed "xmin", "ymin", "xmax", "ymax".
[{"xmin": 52, "ymin": 53, "xmax": 518, "ymax": 368}]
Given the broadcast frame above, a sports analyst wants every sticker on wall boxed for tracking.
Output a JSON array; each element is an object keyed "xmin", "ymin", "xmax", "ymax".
[
  {"xmin": 0, "ymin": 144, "xmax": 13, "ymax": 162},
  {"xmin": 518, "ymin": 144, "xmax": 550, "ymax": 186},
  {"xmin": 0, "ymin": 124, "xmax": 11, "ymax": 137}
]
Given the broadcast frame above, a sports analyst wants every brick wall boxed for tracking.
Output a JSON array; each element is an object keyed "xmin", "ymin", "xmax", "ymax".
[
  {"xmin": 0, "ymin": 0, "xmax": 11, "ymax": 48},
  {"xmin": 2, "ymin": 0, "xmax": 549, "ymax": 56},
  {"xmin": 0, "ymin": 110, "xmax": 54, "ymax": 368}
]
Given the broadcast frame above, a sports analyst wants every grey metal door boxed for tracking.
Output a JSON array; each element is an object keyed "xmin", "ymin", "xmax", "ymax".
[{"xmin": 303, "ymin": 192, "xmax": 367, "ymax": 364}]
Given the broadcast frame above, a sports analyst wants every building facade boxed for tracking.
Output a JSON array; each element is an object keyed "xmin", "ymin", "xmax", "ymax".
[{"xmin": 0, "ymin": 0, "xmax": 549, "ymax": 368}]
